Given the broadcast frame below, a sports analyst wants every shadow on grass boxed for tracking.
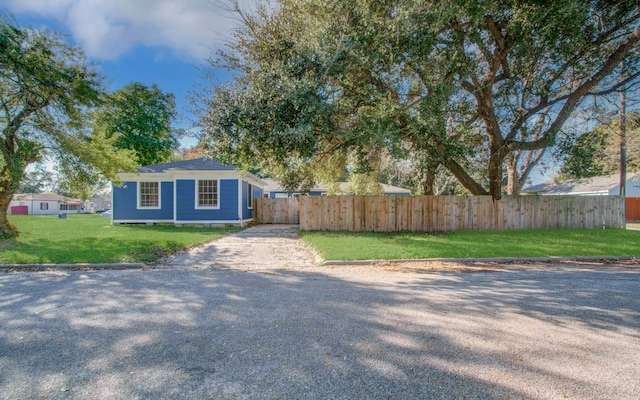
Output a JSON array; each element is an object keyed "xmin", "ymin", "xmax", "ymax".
[{"xmin": 0, "ymin": 268, "xmax": 638, "ymax": 398}]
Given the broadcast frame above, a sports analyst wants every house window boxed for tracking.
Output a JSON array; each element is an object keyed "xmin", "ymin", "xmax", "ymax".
[
  {"xmin": 40, "ymin": 202, "xmax": 48, "ymax": 210},
  {"xmin": 60, "ymin": 204, "xmax": 79, "ymax": 211},
  {"xmin": 139, "ymin": 181, "xmax": 160, "ymax": 208},
  {"xmin": 247, "ymin": 184, "xmax": 253, "ymax": 209},
  {"xmin": 197, "ymin": 179, "xmax": 218, "ymax": 208}
]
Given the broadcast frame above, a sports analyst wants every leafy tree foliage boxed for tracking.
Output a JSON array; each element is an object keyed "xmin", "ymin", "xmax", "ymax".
[
  {"xmin": 199, "ymin": 0, "xmax": 640, "ymax": 199},
  {"xmin": 96, "ymin": 82, "xmax": 181, "ymax": 167},
  {"xmin": 558, "ymin": 113, "xmax": 640, "ymax": 179},
  {"xmin": 17, "ymin": 163, "xmax": 53, "ymax": 193},
  {"xmin": 0, "ymin": 15, "xmax": 135, "ymax": 237}
]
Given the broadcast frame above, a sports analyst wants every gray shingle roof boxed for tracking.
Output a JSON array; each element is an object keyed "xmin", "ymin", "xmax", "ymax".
[
  {"xmin": 523, "ymin": 173, "xmax": 640, "ymax": 195},
  {"xmin": 136, "ymin": 158, "xmax": 237, "ymax": 173},
  {"xmin": 261, "ymin": 178, "xmax": 411, "ymax": 194}
]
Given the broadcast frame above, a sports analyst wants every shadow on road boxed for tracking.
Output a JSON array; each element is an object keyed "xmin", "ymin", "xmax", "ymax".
[{"xmin": 1, "ymin": 268, "xmax": 638, "ymax": 399}]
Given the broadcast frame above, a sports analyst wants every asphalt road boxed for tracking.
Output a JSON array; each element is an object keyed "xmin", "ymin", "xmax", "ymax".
[{"xmin": 1, "ymin": 267, "xmax": 638, "ymax": 399}]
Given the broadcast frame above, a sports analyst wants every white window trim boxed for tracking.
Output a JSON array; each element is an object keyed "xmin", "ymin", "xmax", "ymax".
[
  {"xmin": 247, "ymin": 183, "xmax": 253, "ymax": 209},
  {"xmin": 195, "ymin": 179, "xmax": 220, "ymax": 210},
  {"xmin": 137, "ymin": 181, "xmax": 161, "ymax": 210}
]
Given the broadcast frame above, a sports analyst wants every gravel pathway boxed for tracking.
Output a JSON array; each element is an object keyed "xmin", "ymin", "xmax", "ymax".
[{"xmin": 157, "ymin": 225, "xmax": 322, "ymax": 270}]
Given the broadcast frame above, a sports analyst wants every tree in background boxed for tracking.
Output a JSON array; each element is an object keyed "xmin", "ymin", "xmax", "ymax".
[
  {"xmin": 96, "ymin": 82, "xmax": 181, "ymax": 167},
  {"xmin": 0, "ymin": 15, "xmax": 136, "ymax": 237},
  {"xmin": 199, "ymin": 0, "xmax": 640, "ymax": 199},
  {"xmin": 558, "ymin": 113, "xmax": 640, "ymax": 179},
  {"xmin": 17, "ymin": 164, "xmax": 53, "ymax": 193}
]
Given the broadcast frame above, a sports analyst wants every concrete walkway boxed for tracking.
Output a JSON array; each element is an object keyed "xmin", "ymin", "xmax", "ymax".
[{"xmin": 158, "ymin": 225, "xmax": 321, "ymax": 270}]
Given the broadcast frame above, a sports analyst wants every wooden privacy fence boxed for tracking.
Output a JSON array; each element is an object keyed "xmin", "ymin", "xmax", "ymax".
[
  {"xmin": 254, "ymin": 198, "xmax": 300, "ymax": 224},
  {"xmin": 256, "ymin": 195, "xmax": 625, "ymax": 232},
  {"xmin": 626, "ymin": 197, "xmax": 640, "ymax": 221}
]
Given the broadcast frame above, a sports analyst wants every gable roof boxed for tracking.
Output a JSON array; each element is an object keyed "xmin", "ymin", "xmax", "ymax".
[
  {"xmin": 523, "ymin": 173, "xmax": 640, "ymax": 195},
  {"xmin": 136, "ymin": 158, "xmax": 236, "ymax": 173},
  {"xmin": 12, "ymin": 193, "xmax": 83, "ymax": 204},
  {"xmin": 262, "ymin": 178, "xmax": 411, "ymax": 194}
]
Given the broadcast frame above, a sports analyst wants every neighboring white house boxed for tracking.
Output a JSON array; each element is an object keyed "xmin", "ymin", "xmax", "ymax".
[
  {"xmin": 522, "ymin": 173, "xmax": 640, "ymax": 197},
  {"xmin": 83, "ymin": 195, "xmax": 111, "ymax": 213},
  {"xmin": 8, "ymin": 193, "xmax": 84, "ymax": 215}
]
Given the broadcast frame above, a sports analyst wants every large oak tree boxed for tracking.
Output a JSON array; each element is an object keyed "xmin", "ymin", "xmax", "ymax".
[{"xmin": 199, "ymin": 0, "xmax": 640, "ymax": 199}]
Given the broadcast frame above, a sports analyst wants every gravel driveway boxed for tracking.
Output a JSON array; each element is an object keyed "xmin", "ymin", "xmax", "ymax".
[
  {"xmin": 1, "ymin": 265, "xmax": 639, "ymax": 399},
  {"xmin": 158, "ymin": 225, "xmax": 322, "ymax": 270}
]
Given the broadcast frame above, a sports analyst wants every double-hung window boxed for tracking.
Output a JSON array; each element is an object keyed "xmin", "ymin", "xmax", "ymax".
[
  {"xmin": 247, "ymin": 184, "xmax": 253, "ymax": 209},
  {"xmin": 139, "ymin": 182, "xmax": 160, "ymax": 208},
  {"xmin": 197, "ymin": 180, "xmax": 218, "ymax": 208}
]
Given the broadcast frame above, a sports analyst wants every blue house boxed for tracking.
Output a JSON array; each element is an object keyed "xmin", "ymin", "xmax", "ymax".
[{"xmin": 113, "ymin": 158, "xmax": 264, "ymax": 226}]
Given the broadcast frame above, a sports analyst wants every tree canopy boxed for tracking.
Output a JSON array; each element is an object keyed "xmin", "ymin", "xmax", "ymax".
[
  {"xmin": 96, "ymin": 82, "xmax": 181, "ymax": 167},
  {"xmin": 199, "ymin": 0, "xmax": 640, "ymax": 198},
  {"xmin": 0, "ymin": 15, "xmax": 136, "ymax": 236},
  {"xmin": 558, "ymin": 113, "xmax": 640, "ymax": 179}
]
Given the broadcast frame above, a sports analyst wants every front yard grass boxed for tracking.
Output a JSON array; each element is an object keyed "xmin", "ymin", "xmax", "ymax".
[
  {"xmin": 0, "ymin": 214, "xmax": 241, "ymax": 264},
  {"xmin": 301, "ymin": 228, "xmax": 640, "ymax": 261}
]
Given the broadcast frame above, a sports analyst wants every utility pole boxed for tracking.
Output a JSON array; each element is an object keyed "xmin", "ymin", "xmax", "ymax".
[{"xmin": 619, "ymin": 60, "xmax": 627, "ymax": 228}]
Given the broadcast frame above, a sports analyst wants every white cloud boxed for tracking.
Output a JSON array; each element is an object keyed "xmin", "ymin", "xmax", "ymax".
[{"xmin": 3, "ymin": 0, "xmax": 248, "ymax": 60}]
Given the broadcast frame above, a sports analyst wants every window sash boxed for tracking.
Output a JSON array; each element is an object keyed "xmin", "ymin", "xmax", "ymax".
[
  {"xmin": 139, "ymin": 182, "xmax": 159, "ymax": 208},
  {"xmin": 197, "ymin": 180, "xmax": 218, "ymax": 208}
]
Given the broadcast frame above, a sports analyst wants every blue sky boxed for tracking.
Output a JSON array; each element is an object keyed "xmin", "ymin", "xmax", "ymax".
[{"xmin": 1, "ymin": 0, "xmax": 251, "ymax": 148}]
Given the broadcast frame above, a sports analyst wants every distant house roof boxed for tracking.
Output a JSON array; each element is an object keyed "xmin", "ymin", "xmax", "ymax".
[
  {"xmin": 262, "ymin": 178, "xmax": 411, "ymax": 195},
  {"xmin": 523, "ymin": 173, "xmax": 640, "ymax": 195},
  {"xmin": 136, "ymin": 158, "xmax": 237, "ymax": 173},
  {"xmin": 12, "ymin": 193, "xmax": 83, "ymax": 205}
]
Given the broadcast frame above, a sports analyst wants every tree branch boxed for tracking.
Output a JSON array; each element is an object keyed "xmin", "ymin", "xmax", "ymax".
[{"xmin": 444, "ymin": 158, "xmax": 489, "ymax": 195}]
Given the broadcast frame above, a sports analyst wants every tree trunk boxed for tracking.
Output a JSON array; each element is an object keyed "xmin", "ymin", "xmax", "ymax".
[
  {"xmin": 488, "ymin": 152, "xmax": 505, "ymax": 200},
  {"xmin": 0, "ymin": 137, "xmax": 28, "ymax": 238},
  {"xmin": 0, "ymin": 189, "xmax": 18, "ymax": 238},
  {"xmin": 421, "ymin": 164, "xmax": 436, "ymax": 195},
  {"xmin": 506, "ymin": 156, "xmax": 521, "ymax": 196}
]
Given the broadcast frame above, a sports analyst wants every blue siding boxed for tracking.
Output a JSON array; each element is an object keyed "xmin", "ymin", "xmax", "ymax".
[
  {"xmin": 176, "ymin": 179, "xmax": 238, "ymax": 221},
  {"xmin": 242, "ymin": 182, "xmax": 263, "ymax": 220},
  {"xmin": 113, "ymin": 181, "xmax": 174, "ymax": 221}
]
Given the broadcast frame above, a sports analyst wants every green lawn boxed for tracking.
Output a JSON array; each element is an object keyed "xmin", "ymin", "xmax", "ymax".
[
  {"xmin": 301, "ymin": 228, "xmax": 640, "ymax": 261},
  {"xmin": 0, "ymin": 214, "xmax": 241, "ymax": 264}
]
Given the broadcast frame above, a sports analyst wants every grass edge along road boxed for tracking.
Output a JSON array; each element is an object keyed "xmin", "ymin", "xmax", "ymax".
[
  {"xmin": 301, "ymin": 228, "xmax": 640, "ymax": 261},
  {"xmin": 0, "ymin": 214, "xmax": 240, "ymax": 264}
]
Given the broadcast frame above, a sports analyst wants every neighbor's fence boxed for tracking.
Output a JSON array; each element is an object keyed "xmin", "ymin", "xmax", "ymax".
[
  {"xmin": 254, "ymin": 197, "xmax": 300, "ymax": 224},
  {"xmin": 257, "ymin": 195, "xmax": 624, "ymax": 232},
  {"xmin": 626, "ymin": 197, "xmax": 640, "ymax": 221}
]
